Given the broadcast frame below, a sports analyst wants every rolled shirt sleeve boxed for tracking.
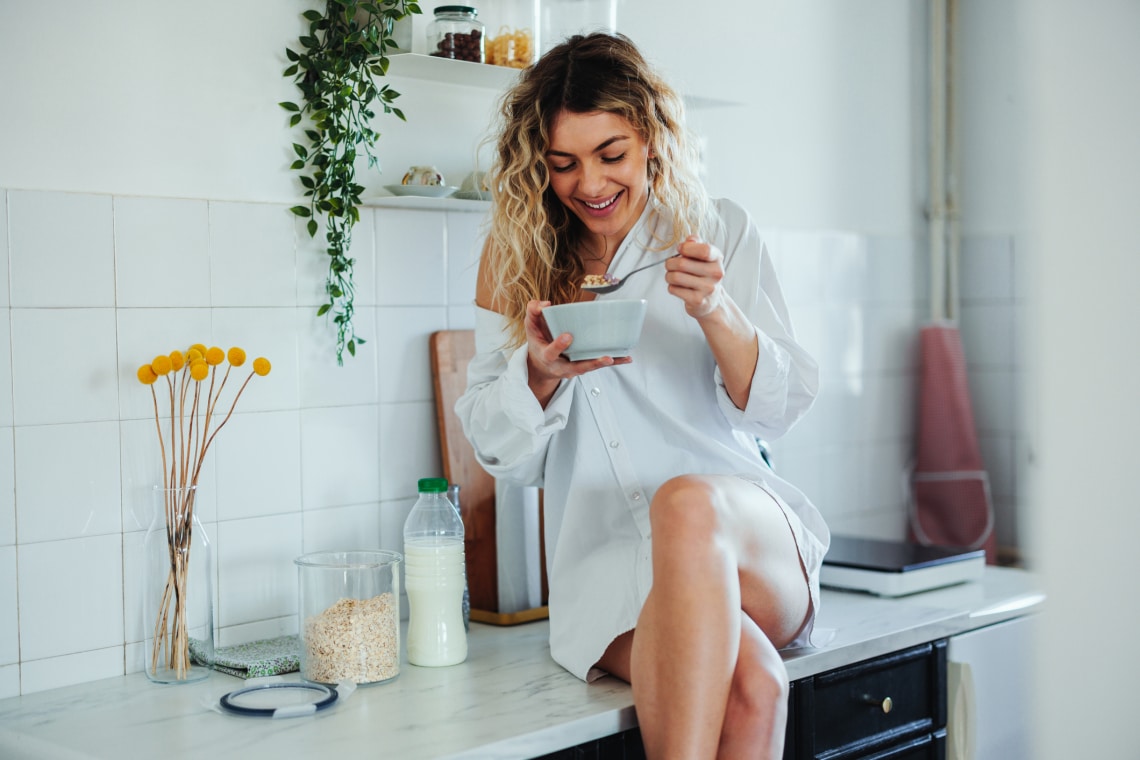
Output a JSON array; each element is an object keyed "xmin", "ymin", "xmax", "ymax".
[
  {"xmin": 712, "ymin": 200, "xmax": 820, "ymax": 438},
  {"xmin": 454, "ymin": 306, "xmax": 574, "ymax": 486}
]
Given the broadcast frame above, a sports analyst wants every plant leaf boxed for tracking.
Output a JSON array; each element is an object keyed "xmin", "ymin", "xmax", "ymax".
[{"xmin": 284, "ymin": 0, "xmax": 424, "ymax": 364}]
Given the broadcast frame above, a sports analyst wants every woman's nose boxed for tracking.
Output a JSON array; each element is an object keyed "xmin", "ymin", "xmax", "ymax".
[{"xmin": 579, "ymin": 161, "xmax": 607, "ymax": 194}]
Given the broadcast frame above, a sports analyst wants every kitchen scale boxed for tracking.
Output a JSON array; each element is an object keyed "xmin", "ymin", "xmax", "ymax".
[{"xmin": 821, "ymin": 535, "xmax": 985, "ymax": 597}]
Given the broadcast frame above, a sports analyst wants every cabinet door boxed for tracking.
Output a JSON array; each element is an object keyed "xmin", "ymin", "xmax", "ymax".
[
  {"xmin": 794, "ymin": 640, "xmax": 947, "ymax": 760},
  {"xmin": 784, "ymin": 680, "xmax": 797, "ymax": 760},
  {"xmin": 859, "ymin": 731, "xmax": 946, "ymax": 760},
  {"xmin": 947, "ymin": 615, "xmax": 1037, "ymax": 759}
]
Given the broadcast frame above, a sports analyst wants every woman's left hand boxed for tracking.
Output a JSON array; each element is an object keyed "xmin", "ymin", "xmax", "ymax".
[{"xmin": 665, "ymin": 236, "xmax": 728, "ymax": 319}]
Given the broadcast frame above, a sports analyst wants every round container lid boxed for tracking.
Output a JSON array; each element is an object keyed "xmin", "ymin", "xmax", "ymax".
[
  {"xmin": 434, "ymin": 5, "xmax": 478, "ymax": 17},
  {"xmin": 219, "ymin": 682, "xmax": 338, "ymax": 718},
  {"xmin": 418, "ymin": 477, "xmax": 448, "ymax": 493},
  {"xmin": 294, "ymin": 549, "xmax": 402, "ymax": 568}
]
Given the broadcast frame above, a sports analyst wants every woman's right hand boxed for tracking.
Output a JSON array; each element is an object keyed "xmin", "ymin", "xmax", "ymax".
[{"xmin": 525, "ymin": 299, "xmax": 631, "ymax": 406}]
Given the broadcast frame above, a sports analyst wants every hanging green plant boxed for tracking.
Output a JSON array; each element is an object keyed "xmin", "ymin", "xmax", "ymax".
[{"xmin": 281, "ymin": 0, "xmax": 421, "ymax": 364}]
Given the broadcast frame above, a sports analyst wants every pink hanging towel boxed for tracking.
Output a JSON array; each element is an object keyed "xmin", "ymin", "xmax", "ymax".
[{"xmin": 909, "ymin": 323, "xmax": 998, "ymax": 564}]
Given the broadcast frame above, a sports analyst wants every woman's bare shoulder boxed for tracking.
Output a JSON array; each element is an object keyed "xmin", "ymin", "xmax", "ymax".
[{"xmin": 475, "ymin": 237, "xmax": 500, "ymax": 312}]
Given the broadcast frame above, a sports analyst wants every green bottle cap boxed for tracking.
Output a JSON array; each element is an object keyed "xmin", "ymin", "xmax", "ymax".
[{"xmin": 418, "ymin": 477, "xmax": 449, "ymax": 493}]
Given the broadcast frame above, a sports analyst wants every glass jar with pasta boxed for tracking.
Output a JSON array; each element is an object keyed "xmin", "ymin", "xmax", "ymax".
[{"xmin": 480, "ymin": 0, "xmax": 538, "ymax": 69}]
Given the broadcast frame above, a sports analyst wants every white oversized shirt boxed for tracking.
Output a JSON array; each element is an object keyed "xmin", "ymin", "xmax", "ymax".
[{"xmin": 455, "ymin": 197, "xmax": 829, "ymax": 681}]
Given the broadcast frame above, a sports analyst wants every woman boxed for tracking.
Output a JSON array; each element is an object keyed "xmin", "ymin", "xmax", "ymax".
[{"xmin": 455, "ymin": 33, "xmax": 829, "ymax": 759}]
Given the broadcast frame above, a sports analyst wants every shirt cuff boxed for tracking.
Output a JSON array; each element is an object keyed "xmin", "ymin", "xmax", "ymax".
[
  {"xmin": 714, "ymin": 329, "xmax": 791, "ymax": 426},
  {"xmin": 502, "ymin": 342, "xmax": 573, "ymax": 437}
]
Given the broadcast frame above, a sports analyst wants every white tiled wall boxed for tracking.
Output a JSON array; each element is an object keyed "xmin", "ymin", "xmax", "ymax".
[
  {"xmin": 770, "ymin": 230, "xmax": 929, "ymax": 539},
  {"xmin": 0, "ymin": 187, "xmax": 1023, "ymax": 697},
  {"xmin": 958, "ymin": 234, "xmax": 1024, "ymax": 552}
]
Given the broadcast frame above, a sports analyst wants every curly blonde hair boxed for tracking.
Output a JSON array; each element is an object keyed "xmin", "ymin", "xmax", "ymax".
[{"xmin": 482, "ymin": 32, "xmax": 712, "ymax": 347}]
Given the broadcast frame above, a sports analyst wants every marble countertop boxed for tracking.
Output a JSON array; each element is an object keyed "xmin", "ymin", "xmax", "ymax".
[{"xmin": 0, "ymin": 567, "xmax": 1043, "ymax": 760}]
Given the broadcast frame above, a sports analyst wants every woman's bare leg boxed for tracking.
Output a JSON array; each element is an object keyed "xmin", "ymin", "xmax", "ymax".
[
  {"xmin": 717, "ymin": 613, "xmax": 790, "ymax": 759},
  {"xmin": 600, "ymin": 612, "xmax": 792, "ymax": 759},
  {"xmin": 597, "ymin": 474, "xmax": 810, "ymax": 760}
]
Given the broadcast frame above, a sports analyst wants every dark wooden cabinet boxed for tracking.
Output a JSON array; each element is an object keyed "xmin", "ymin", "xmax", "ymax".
[
  {"xmin": 538, "ymin": 640, "xmax": 947, "ymax": 760},
  {"xmin": 790, "ymin": 640, "xmax": 947, "ymax": 760},
  {"xmin": 535, "ymin": 728, "xmax": 645, "ymax": 759}
]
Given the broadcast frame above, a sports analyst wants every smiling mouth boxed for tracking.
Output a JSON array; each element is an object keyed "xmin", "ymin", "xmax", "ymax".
[{"xmin": 582, "ymin": 192, "xmax": 621, "ymax": 210}]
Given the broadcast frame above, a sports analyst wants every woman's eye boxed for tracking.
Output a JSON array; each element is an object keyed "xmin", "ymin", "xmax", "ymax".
[
  {"xmin": 550, "ymin": 162, "xmax": 574, "ymax": 173},
  {"xmin": 601, "ymin": 153, "xmax": 627, "ymax": 164}
]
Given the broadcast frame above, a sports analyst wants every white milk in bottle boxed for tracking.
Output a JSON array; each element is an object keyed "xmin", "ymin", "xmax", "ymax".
[{"xmin": 403, "ymin": 478, "xmax": 468, "ymax": 666}]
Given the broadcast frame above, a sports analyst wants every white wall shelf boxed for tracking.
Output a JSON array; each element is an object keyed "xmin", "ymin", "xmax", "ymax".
[
  {"xmin": 362, "ymin": 194, "xmax": 491, "ymax": 212},
  {"xmin": 385, "ymin": 53, "xmax": 520, "ymax": 90}
]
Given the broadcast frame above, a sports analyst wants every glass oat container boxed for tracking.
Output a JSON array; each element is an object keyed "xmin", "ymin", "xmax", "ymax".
[
  {"xmin": 428, "ymin": 5, "xmax": 485, "ymax": 63},
  {"xmin": 294, "ymin": 550, "xmax": 402, "ymax": 685}
]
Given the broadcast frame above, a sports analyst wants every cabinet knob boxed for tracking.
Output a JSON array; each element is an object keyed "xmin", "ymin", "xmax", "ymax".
[{"xmin": 861, "ymin": 694, "xmax": 893, "ymax": 714}]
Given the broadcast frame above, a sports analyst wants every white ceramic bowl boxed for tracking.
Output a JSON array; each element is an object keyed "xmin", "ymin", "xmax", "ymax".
[
  {"xmin": 460, "ymin": 170, "xmax": 488, "ymax": 192},
  {"xmin": 541, "ymin": 298, "xmax": 648, "ymax": 362}
]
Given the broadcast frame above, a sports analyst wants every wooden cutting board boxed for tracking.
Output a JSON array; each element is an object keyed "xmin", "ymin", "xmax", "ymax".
[{"xmin": 430, "ymin": 330, "xmax": 548, "ymax": 624}]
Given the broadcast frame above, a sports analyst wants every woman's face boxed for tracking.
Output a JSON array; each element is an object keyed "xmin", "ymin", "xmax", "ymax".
[{"xmin": 545, "ymin": 109, "xmax": 651, "ymax": 253}]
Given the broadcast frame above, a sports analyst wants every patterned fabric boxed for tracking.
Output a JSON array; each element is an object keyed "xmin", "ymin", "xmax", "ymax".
[{"xmin": 190, "ymin": 635, "xmax": 301, "ymax": 678}]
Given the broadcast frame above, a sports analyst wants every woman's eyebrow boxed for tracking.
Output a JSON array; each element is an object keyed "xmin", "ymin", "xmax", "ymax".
[{"xmin": 546, "ymin": 135, "xmax": 630, "ymax": 158}]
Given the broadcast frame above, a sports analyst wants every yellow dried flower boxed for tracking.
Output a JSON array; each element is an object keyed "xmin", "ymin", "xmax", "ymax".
[
  {"xmin": 186, "ymin": 348, "xmax": 203, "ymax": 363},
  {"xmin": 205, "ymin": 346, "xmax": 225, "ymax": 366},
  {"xmin": 227, "ymin": 347, "xmax": 247, "ymax": 367},
  {"xmin": 151, "ymin": 355, "xmax": 172, "ymax": 376},
  {"xmin": 169, "ymin": 350, "xmax": 185, "ymax": 372},
  {"xmin": 253, "ymin": 357, "xmax": 272, "ymax": 377},
  {"xmin": 189, "ymin": 343, "xmax": 207, "ymax": 356},
  {"xmin": 137, "ymin": 365, "xmax": 158, "ymax": 384},
  {"xmin": 190, "ymin": 360, "xmax": 209, "ymax": 382}
]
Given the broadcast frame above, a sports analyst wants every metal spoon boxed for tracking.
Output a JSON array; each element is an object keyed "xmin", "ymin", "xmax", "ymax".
[{"xmin": 581, "ymin": 254, "xmax": 679, "ymax": 295}]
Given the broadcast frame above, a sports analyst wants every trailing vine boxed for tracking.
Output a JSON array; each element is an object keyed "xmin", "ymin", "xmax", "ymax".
[{"xmin": 281, "ymin": 0, "xmax": 421, "ymax": 364}]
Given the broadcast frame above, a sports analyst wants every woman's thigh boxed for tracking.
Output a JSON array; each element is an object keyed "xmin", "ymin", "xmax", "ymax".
[
  {"xmin": 665, "ymin": 474, "xmax": 811, "ymax": 649},
  {"xmin": 596, "ymin": 474, "xmax": 812, "ymax": 678}
]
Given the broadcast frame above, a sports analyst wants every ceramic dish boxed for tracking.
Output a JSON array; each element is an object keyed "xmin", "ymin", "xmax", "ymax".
[
  {"xmin": 541, "ymin": 298, "xmax": 648, "ymax": 362},
  {"xmin": 453, "ymin": 189, "xmax": 492, "ymax": 201},
  {"xmin": 383, "ymin": 184, "xmax": 458, "ymax": 198}
]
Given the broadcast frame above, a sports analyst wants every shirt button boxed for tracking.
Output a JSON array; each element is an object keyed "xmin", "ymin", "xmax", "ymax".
[
  {"xmin": 591, "ymin": 387, "xmax": 600, "ymax": 397},
  {"xmin": 609, "ymin": 440, "xmax": 619, "ymax": 448},
  {"xmin": 631, "ymin": 492, "xmax": 642, "ymax": 501}
]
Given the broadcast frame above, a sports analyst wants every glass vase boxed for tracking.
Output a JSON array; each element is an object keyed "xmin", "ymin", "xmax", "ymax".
[{"xmin": 143, "ymin": 484, "xmax": 215, "ymax": 683}]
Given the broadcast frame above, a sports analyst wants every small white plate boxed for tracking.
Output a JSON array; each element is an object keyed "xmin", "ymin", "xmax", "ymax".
[
  {"xmin": 454, "ymin": 189, "xmax": 492, "ymax": 201},
  {"xmin": 383, "ymin": 184, "xmax": 458, "ymax": 198}
]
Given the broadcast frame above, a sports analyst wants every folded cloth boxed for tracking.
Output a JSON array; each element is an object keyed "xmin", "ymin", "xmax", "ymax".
[{"xmin": 190, "ymin": 635, "xmax": 301, "ymax": 678}]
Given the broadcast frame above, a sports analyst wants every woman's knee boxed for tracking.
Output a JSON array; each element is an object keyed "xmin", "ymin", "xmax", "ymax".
[{"xmin": 649, "ymin": 475, "xmax": 723, "ymax": 542}]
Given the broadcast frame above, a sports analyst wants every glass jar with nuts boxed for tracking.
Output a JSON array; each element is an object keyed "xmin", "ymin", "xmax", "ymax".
[{"xmin": 428, "ymin": 6, "xmax": 485, "ymax": 63}]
